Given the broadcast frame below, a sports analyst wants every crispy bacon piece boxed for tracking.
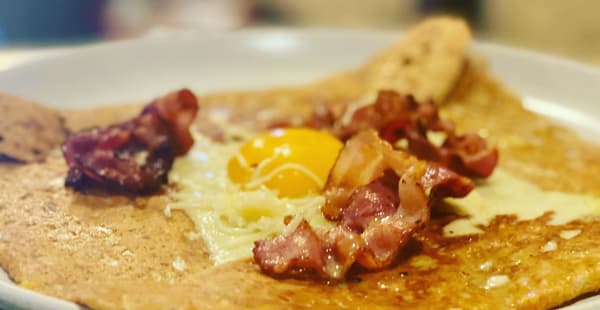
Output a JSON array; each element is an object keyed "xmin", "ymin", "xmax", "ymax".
[
  {"xmin": 322, "ymin": 131, "xmax": 472, "ymax": 220},
  {"xmin": 303, "ymin": 103, "xmax": 336, "ymax": 129},
  {"xmin": 148, "ymin": 90, "xmax": 199, "ymax": 156},
  {"xmin": 253, "ymin": 131, "xmax": 473, "ymax": 279},
  {"xmin": 440, "ymin": 133, "xmax": 498, "ymax": 178},
  {"xmin": 307, "ymin": 90, "xmax": 497, "ymax": 178},
  {"xmin": 422, "ymin": 163, "xmax": 476, "ymax": 201},
  {"xmin": 253, "ymin": 219, "xmax": 326, "ymax": 276},
  {"xmin": 321, "ymin": 130, "xmax": 421, "ymax": 220},
  {"xmin": 340, "ymin": 177, "xmax": 398, "ymax": 233},
  {"xmin": 61, "ymin": 89, "xmax": 199, "ymax": 194}
]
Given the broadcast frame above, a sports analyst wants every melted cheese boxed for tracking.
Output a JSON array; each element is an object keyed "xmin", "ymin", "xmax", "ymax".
[
  {"xmin": 444, "ymin": 169, "xmax": 600, "ymax": 237},
  {"xmin": 484, "ymin": 275, "xmax": 509, "ymax": 289},
  {"xmin": 168, "ymin": 132, "xmax": 333, "ymax": 264},
  {"xmin": 541, "ymin": 240, "xmax": 557, "ymax": 252},
  {"xmin": 559, "ymin": 229, "xmax": 581, "ymax": 239}
]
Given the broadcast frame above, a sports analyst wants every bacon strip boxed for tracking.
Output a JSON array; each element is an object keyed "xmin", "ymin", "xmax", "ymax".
[
  {"xmin": 253, "ymin": 219, "xmax": 326, "ymax": 276},
  {"xmin": 340, "ymin": 176, "xmax": 398, "ymax": 233},
  {"xmin": 322, "ymin": 131, "xmax": 414, "ymax": 219},
  {"xmin": 305, "ymin": 90, "xmax": 498, "ymax": 178},
  {"xmin": 61, "ymin": 89, "xmax": 199, "ymax": 194},
  {"xmin": 253, "ymin": 131, "xmax": 473, "ymax": 279}
]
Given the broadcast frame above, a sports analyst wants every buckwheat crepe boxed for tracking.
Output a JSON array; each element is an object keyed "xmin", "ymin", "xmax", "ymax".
[{"xmin": 2, "ymin": 17, "xmax": 600, "ymax": 309}]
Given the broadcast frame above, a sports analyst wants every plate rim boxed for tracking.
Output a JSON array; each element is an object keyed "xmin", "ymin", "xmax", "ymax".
[{"xmin": 2, "ymin": 27, "xmax": 599, "ymax": 79}]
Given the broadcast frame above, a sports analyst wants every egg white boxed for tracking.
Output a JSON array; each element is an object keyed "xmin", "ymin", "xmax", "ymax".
[{"xmin": 168, "ymin": 131, "xmax": 333, "ymax": 264}]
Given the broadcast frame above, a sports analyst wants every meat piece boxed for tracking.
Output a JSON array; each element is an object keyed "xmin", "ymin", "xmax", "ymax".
[
  {"xmin": 146, "ymin": 89, "xmax": 199, "ymax": 156},
  {"xmin": 442, "ymin": 133, "xmax": 499, "ymax": 178},
  {"xmin": 356, "ymin": 212, "xmax": 416, "ymax": 269},
  {"xmin": 253, "ymin": 131, "xmax": 474, "ymax": 280},
  {"xmin": 332, "ymin": 90, "xmax": 418, "ymax": 140},
  {"xmin": 303, "ymin": 103, "xmax": 336, "ymax": 129},
  {"xmin": 422, "ymin": 163, "xmax": 474, "ymax": 202},
  {"xmin": 255, "ymin": 219, "xmax": 367, "ymax": 280},
  {"xmin": 322, "ymin": 130, "xmax": 421, "ymax": 220},
  {"xmin": 253, "ymin": 218, "xmax": 326, "ymax": 276},
  {"xmin": 61, "ymin": 89, "xmax": 199, "ymax": 194},
  {"xmin": 321, "ymin": 226, "xmax": 363, "ymax": 278},
  {"xmin": 323, "ymin": 130, "xmax": 472, "ymax": 220},
  {"xmin": 356, "ymin": 171, "xmax": 429, "ymax": 269},
  {"xmin": 311, "ymin": 90, "xmax": 497, "ymax": 178},
  {"xmin": 340, "ymin": 177, "xmax": 398, "ymax": 233}
]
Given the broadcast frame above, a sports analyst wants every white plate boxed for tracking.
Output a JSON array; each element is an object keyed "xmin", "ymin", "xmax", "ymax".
[{"xmin": 1, "ymin": 29, "xmax": 600, "ymax": 310}]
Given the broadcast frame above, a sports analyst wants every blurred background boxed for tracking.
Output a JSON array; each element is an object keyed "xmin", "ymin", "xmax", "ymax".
[{"xmin": 0, "ymin": 0, "xmax": 599, "ymax": 67}]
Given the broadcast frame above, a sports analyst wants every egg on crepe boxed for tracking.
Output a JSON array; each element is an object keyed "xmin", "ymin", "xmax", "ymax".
[{"xmin": 168, "ymin": 127, "xmax": 342, "ymax": 263}]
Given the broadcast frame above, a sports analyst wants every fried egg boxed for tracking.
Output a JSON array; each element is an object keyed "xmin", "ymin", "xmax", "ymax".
[
  {"xmin": 168, "ymin": 127, "xmax": 341, "ymax": 264},
  {"xmin": 227, "ymin": 128, "xmax": 343, "ymax": 198},
  {"xmin": 169, "ymin": 117, "xmax": 600, "ymax": 267}
]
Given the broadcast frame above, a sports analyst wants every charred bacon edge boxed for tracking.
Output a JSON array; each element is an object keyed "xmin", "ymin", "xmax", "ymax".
[{"xmin": 61, "ymin": 89, "xmax": 199, "ymax": 194}]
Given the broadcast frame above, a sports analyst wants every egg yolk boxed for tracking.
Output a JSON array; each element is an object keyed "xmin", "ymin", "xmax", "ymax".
[{"xmin": 227, "ymin": 128, "xmax": 343, "ymax": 198}]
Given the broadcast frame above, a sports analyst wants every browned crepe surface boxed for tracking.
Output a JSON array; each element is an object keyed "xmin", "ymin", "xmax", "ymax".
[
  {"xmin": 0, "ymin": 93, "xmax": 67, "ymax": 162},
  {"xmin": 445, "ymin": 63, "xmax": 600, "ymax": 195},
  {"xmin": 2, "ymin": 17, "xmax": 600, "ymax": 309}
]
